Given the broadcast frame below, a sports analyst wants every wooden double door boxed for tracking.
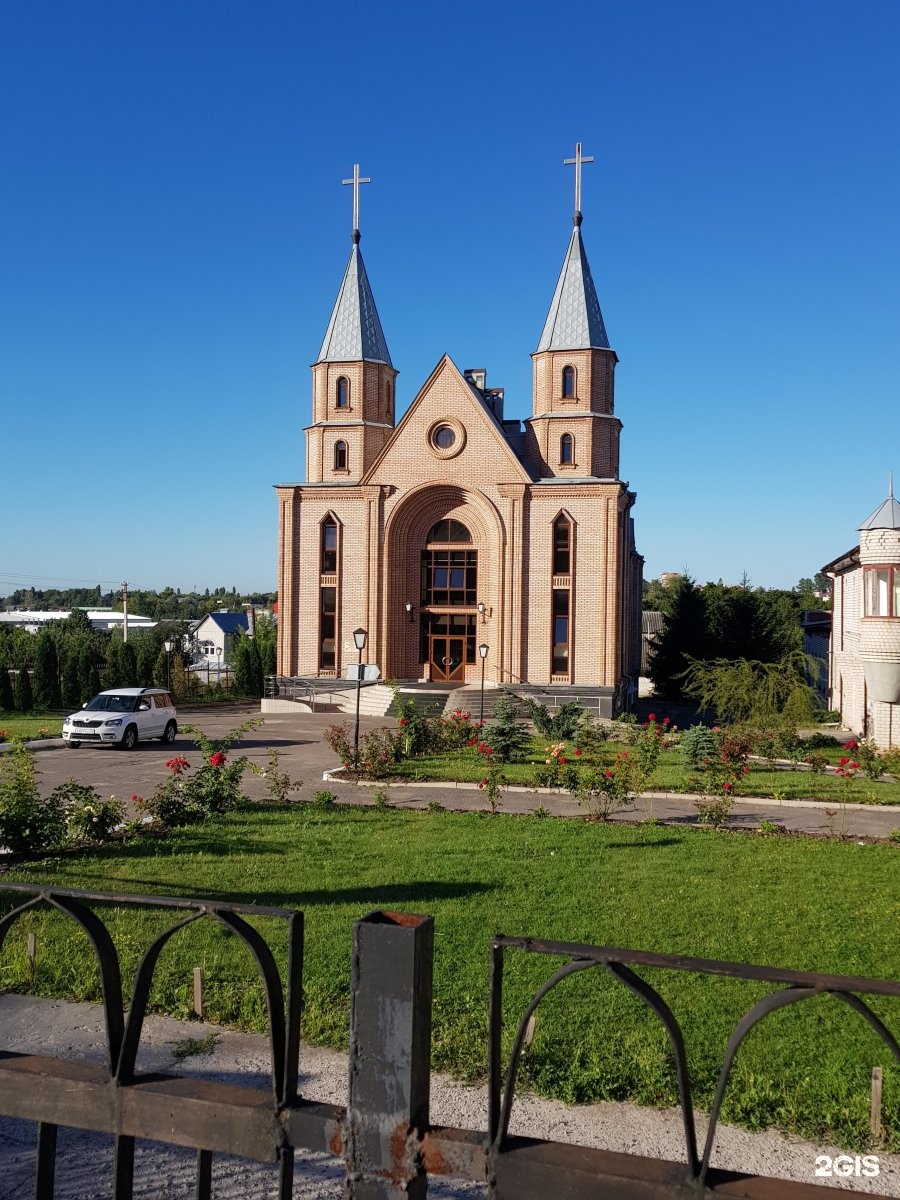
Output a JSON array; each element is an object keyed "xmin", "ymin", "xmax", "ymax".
[{"xmin": 426, "ymin": 614, "xmax": 476, "ymax": 682}]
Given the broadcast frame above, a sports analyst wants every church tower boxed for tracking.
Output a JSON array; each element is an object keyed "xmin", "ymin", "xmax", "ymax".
[
  {"xmin": 306, "ymin": 164, "xmax": 397, "ymax": 483},
  {"xmin": 525, "ymin": 144, "xmax": 621, "ymax": 481}
]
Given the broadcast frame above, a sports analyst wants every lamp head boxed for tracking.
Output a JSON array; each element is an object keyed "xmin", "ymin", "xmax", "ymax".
[{"xmin": 353, "ymin": 627, "xmax": 368, "ymax": 651}]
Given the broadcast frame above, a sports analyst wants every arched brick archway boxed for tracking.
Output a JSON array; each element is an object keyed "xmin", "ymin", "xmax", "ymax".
[{"xmin": 380, "ymin": 484, "xmax": 506, "ymax": 681}]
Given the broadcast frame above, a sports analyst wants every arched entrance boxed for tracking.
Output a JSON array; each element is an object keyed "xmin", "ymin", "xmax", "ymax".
[{"xmin": 420, "ymin": 518, "xmax": 477, "ymax": 682}]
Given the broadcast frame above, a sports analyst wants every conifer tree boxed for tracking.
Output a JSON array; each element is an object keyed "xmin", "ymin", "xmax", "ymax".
[
  {"xmin": 14, "ymin": 664, "xmax": 33, "ymax": 712},
  {"xmin": 0, "ymin": 662, "xmax": 14, "ymax": 711},
  {"xmin": 120, "ymin": 641, "xmax": 139, "ymax": 687},
  {"xmin": 61, "ymin": 647, "xmax": 81, "ymax": 708},
  {"xmin": 78, "ymin": 642, "xmax": 97, "ymax": 703},
  {"xmin": 33, "ymin": 632, "xmax": 61, "ymax": 710}
]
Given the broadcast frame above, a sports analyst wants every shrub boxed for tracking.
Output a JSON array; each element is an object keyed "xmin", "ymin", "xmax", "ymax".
[
  {"xmin": 138, "ymin": 720, "xmax": 259, "ymax": 827},
  {"xmin": 856, "ymin": 739, "xmax": 888, "ymax": 781},
  {"xmin": 532, "ymin": 742, "xmax": 579, "ymax": 790},
  {"xmin": 14, "ymin": 666, "xmax": 33, "ymax": 713},
  {"xmin": 313, "ymin": 790, "xmax": 336, "ymax": 809},
  {"xmin": 804, "ymin": 750, "xmax": 829, "ymax": 775},
  {"xmin": 523, "ymin": 697, "xmax": 586, "ymax": 740},
  {"xmin": 803, "ymin": 732, "xmax": 841, "ymax": 750},
  {"xmin": 572, "ymin": 753, "xmax": 645, "ymax": 821},
  {"xmin": 391, "ymin": 686, "xmax": 434, "ymax": 757},
  {"xmin": 356, "ymin": 726, "xmax": 402, "ymax": 779},
  {"xmin": 324, "ymin": 722, "xmax": 353, "ymax": 767},
  {"xmin": 437, "ymin": 708, "xmax": 479, "ymax": 749},
  {"xmin": 473, "ymin": 745, "xmax": 505, "ymax": 814},
  {"xmin": 249, "ymin": 748, "xmax": 300, "ymax": 803},
  {"xmin": 487, "ymin": 689, "xmax": 529, "ymax": 763},
  {"xmin": 54, "ymin": 780, "xmax": 124, "ymax": 842},
  {"xmin": 681, "ymin": 724, "xmax": 717, "ymax": 770},
  {"xmin": 0, "ymin": 742, "xmax": 65, "ymax": 854}
]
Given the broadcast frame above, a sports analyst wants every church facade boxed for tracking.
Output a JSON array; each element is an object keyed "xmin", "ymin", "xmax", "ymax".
[{"xmin": 275, "ymin": 154, "xmax": 643, "ymax": 715}]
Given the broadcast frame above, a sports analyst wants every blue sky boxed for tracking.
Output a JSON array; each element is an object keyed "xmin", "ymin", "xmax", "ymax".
[{"xmin": 1, "ymin": 0, "xmax": 898, "ymax": 597}]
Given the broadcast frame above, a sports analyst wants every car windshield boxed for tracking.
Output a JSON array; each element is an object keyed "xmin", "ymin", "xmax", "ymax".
[{"xmin": 84, "ymin": 694, "xmax": 137, "ymax": 713}]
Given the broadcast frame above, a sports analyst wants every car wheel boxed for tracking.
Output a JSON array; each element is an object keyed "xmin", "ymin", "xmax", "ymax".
[
  {"xmin": 66, "ymin": 741, "xmax": 81, "ymax": 750},
  {"xmin": 161, "ymin": 721, "xmax": 177, "ymax": 744},
  {"xmin": 119, "ymin": 725, "xmax": 138, "ymax": 751}
]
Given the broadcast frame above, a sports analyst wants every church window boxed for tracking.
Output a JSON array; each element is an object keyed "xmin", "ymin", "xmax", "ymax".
[
  {"xmin": 562, "ymin": 366, "xmax": 575, "ymax": 398},
  {"xmin": 560, "ymin": 433, "xmax": 574, "ymax": 465},
  {"xmin": 319, "ymin": 586, "xmax": 337, "ymax": 670},
  {"xmin": 321, "ymin": 520, "xmax": 338, "ymax": 574},
  {"xmin": 333, "ymin": 440, "xmax": 348, "ymax": 471},
  {"xmin": 552, "ymin": 589, "xmax": 570, "ymax": 674},
  {"xmin": 426, "ymin": 519, "xmax": 472, "ymax": 544},
  {"xmin": 553, "ymin": 517, "xmax": 571, "ymax": 575},
  {"xmin": 432, "ymin": 424, "xmax": 456, "ymax": 450},
  {"xmin": 336, "ymin": 376, "xmax": 350, "ymax": 408},
  {"xmin": 864, "ymin": 566, "xmax": 900, "ymax": 617},
  {"xmin": 422, "ymin": 520, "xmax": 476, "ymax": 608}
]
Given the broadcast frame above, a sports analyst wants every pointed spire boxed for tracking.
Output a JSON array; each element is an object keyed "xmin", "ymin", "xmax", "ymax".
[
  {"xmin": 536, "ymin": 223, "xmax": 610, "ymax": 352},
  {"xmin": 317, "ymin": 163, "xmax": 392, "ymax": 366},
  {"xmin": 536, "ymin": 143, "xmax": 609, "ymax": 352},
  {"xmin": 859, "ymin": 474, "xmax": 900, "ymax": 530}
]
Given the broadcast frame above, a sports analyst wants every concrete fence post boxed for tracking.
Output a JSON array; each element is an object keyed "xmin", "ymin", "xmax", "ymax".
[{"xmin": 345, "ymin": 911, "xmax": 434, "ymax": 1199}]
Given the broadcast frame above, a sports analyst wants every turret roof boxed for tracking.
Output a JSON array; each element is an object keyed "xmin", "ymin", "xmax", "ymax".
[
  {"xmin": 859, "ymin": 487, "xmax": 900, "ymax": 531},
  {"xmin": 317, "ymin": 237, "xmax": 392, "ymax": 367},
  {"xmin": 536, "ymin": 219, "xmax": 610, "ymax": 353}
]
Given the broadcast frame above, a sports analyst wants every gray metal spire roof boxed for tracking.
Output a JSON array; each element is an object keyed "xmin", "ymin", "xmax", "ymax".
[
  {"xmin": 859, "ymin": 476, "xmax": 900, "ymax": 530},
  {"xmin": 317, "ymin": 236, "xmax": 392, "ymax": 367},
  {"xmin": 536, "ymin": 218, "xmax": 610, "ymax": 353}
]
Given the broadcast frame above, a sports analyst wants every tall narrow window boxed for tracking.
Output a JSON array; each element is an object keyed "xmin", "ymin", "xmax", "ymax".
[
  {"xmin": 319, "ymin": 587, "xmax": 336, "ymax": 670},
  {"xmin": 553, "ymin": 517, "xmax": 571, "ymax": 575},
  {"xmin": 333, "ymin": 440, "xmax": 348, "ymax": 471},
  {"xmin": 560, "ymin": 433, "xmax": 574, "ymax": 465},
  {"xmin": 552, "ymin": 589, "xmax": 570, "ymax": 674},
  {"xmin": 336, "ymin": 376, "xmax": 349, "ymax": 408},
  {"xmin": 321, "ymin": 520, "xmax": 337, "ymax": 574},
  {"xmin": 562, "ymin": 366, "xmax": 575, "ymax": 398}
]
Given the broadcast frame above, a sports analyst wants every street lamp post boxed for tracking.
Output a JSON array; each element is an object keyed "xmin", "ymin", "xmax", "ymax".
[
  {"xmin": 352, "ymin": 627, "xmax": 367, "ymax": 771},
  {"xmin": 478, "ymin": 642, "xmax": 489, "ymax": 727},
  {"xmin": 164, "ymin": 639, "xmax": 174, "ymax": 693}
]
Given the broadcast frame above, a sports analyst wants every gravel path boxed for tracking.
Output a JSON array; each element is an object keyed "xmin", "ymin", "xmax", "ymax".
[{"xmin": 1, "ymin": 995, "xmax": 897, "ymax": 1197}]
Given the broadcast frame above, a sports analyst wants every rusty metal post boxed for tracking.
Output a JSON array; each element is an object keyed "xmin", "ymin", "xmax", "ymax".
[{"xmin": 345, "ymin": 911, "xmax": 434, "ymax": 1200}]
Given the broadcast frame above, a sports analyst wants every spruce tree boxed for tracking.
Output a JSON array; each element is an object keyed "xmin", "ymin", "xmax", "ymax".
[
  {"xmin": 120, "ymin": 641, "xmax": 139, "ymax": 687},
  {"xmin": 61, "ymin": 647, "xmax": 81, "ymax": 708},
  {"xmin": 103, "ymin": 640, "xmax": 122, "ymax": 689},
  {"xmin": 14, "ymin": 664, "xmax": 33, "ymax": 712},
  {"xmin": 648, "ymin": 575, "xmax": 709, "ymax": 699},
  {"xmin": 78, "ymin": 642, "xmax": 96, "ymax": 703},
  {"xmin": 0, "ymin": 663, "xmax": 14, "ymax": 711},
  {"xmin": 33, "ymin": 632, "xmax": 61, "ymax": 710}
]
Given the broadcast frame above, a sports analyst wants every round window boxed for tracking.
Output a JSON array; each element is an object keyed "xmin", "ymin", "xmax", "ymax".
[{"xmin": 433, "ymin": 424, "xmax": 456, "ymax": 450}]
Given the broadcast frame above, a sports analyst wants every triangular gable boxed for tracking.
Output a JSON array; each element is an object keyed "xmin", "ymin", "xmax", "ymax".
[{"xmin": 361, "ymin": 355, "xmax": 532, "ymax": 486}]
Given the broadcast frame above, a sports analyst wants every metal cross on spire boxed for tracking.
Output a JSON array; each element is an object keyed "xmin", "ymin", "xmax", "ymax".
[
  {"xmin": 564, "ymin": 142, "xmax": 594, "ymax": 221},
  {"xmin": 342, "ymin": 163, "xmax": 371, "ymax": 242}
]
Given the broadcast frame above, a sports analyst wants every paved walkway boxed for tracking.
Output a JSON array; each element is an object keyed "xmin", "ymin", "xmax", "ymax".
[{"xmin": 5, "ymin": 708, "xmax": 900, "ymax": 839}]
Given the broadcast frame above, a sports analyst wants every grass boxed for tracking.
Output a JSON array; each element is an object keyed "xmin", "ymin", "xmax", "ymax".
[
  {"xmin": 0, "ymin": 712, "xmax": 63, "ymax": 741},
  {"xmin": 385, "ymin": 739, "xmax": 900, "ymax": 805},
  {"xmin": 171, "ymin": 1032, "xmax": 219, "ymax": 1060},
  {"xmin": 1, "ymin": 803, "xmax": 898, "ymax": 1152}
]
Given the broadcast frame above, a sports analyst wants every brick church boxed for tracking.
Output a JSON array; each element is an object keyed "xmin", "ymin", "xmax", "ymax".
[{"xmin": 275, "ymin": 149, "xmax": 643, "ymax": 715}]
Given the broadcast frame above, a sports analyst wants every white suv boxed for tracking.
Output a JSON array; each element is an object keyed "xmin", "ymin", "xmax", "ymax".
[{"xmin": 63, "ymin": 688, "xmax": 178, "ymax": 750}]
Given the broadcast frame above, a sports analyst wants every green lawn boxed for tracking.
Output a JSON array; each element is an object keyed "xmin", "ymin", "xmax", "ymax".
[
  {"xmin": 386, "ymin": 739, "xmax": 900, "ymax": 805},
  {"xmin": 1, "ymin": 804, "xmax": 898, "ymax": 1151},
  {"xmin": 0, "ymin": 712, "xmax": 63, "ymax": 741}
]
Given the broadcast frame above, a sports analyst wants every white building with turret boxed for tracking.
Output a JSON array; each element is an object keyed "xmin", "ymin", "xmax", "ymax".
[{"xmin": 824, "ymin": 483, "xmax": 900, "ymax": 748}]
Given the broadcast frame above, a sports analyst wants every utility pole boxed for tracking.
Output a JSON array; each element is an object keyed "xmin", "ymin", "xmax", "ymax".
[{"xmin": 122, "ymin": 581, "xmax": 129, "ymax": 642}]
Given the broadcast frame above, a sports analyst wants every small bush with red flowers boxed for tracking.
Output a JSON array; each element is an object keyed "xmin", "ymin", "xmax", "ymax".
[
  {"xmin": 572, "ymin": 751, "xmax": 647, "ymax": 821},
  {"xmin": 137, "ymin": 719, "xmax": 261, "ymax": 827},
  {"xmin": 437, "ymin": 707, "xmax": 480, "ymax": 749},
  {"xmin": 471, "ymin": 739, "xmax": 506, "ymax": 813},
  {"xmin": 532, "ymin": 741, "xmax": 579, "ymax": 790},
  {"xmin": 691, "ymin": 727, "xmax": 752, "ymax": 827}
]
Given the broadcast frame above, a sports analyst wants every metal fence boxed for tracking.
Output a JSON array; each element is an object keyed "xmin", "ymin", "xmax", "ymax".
[{"xmin": 0, "ymin": 882, "xmax": 897, "ymax": 1199}]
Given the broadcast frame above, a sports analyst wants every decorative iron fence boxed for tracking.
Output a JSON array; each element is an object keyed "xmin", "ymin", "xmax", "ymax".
[{"xmin": 0, "ymin": 882, "xmax": 897, "ymax": 1199}]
